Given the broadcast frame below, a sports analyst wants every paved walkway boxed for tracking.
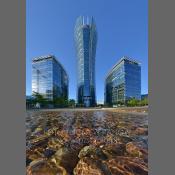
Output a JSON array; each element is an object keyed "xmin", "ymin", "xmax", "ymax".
[{"xmin": 27, "ymin": 106, "xmax": 148, "ymax": 114}]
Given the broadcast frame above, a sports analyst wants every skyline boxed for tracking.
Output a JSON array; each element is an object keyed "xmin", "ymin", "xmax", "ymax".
[{"xmin": 26, "ymin": 0, "xmax": 148, "ymax": 103}]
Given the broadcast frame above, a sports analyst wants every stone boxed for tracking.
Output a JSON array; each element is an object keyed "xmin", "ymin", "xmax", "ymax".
[
  {"xmin": 102, "ymin": 143, "xmax": 125, "ymax": 158},
  {"xmin": 57, "ymin": 130, "xmax": 70, "ymax": 142},
  {"xmin": 27, "ymin": 149, "xmax": 45, "ymax": 161},
  {"xmin": 74, "ymin": 156, "xmax": 148, "ymax": 175},
  {"xmin": 78, "ymin": 145, "xmax": 108, "ymax": 160},
  {"xmin": 53, "ymin": 146, "xmax": 80, "ymax": 174},
  {"xmin": 126, "ymin": 142, "xmax": 148, "ymax": 160},
  {"xmin": 26, "ymin": 159, "xmax": 68, "ymax": 175},
  {"xmin": 106, "ymin": 156, "xmax": 148, "ymax": 175},
  {"xmin": 135, "ymin": 127, "xmax": 148, "ymax": 135},
  {"xmin": 78, "ymin": 145, "xmax": 96, "ymax": 158},
  {"xmin": 43, "ymin": 148, "xmax": 56, "ymax": 158},
  {"xmin": 74, "ymin": 157, "xmax": 111, "ymax": 175},
  {"xmin": 26, "ymin": 158, "xmax": 32, "ymax": 166},
  {"xmin": 119, "ymin": 136, "xmax": 133, "ymax": 144},
  {"xmin": 48, "ymin": 137, "xmax": 63, "ymax": 150}
]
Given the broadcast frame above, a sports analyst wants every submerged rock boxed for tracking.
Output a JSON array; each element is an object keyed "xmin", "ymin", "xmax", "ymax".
[
  {"xmin": 27, "ymin": 159, "xmax": 68, "ymax": 175},
  {"xmin": 74, "ymin": 156, "xmax": 148, "ymax": 175},
  {"xmin": 106, "ymin": 156, "xmax": 148, "ymax": 175},
  {"xmin": 43, "ymin": 148, "xmax": 56, "ymax": 158},
  {"xmin": 26, "ymin": 158, "xmax": 32, "ymax": 166},
  {"xmin": 26, "ymin": 109, "xmax": 148, "ymax": 174},
  {"xmin": 78, "ymin": 145, "xmax": 96, "ymax": 158},
  {"xmin": 102, "ymin": 143, "xmax": 125, "ymax": 158},
  {"xmin": 135, "ymin": 127, "xmax": 148, "ymax": 135},
  {"xmin": 52, "ymin": 146, "xmax": 80, "ymax": 174},
  {"xmin": 74, "ymin": 157, "xmax": 111, "ymax": 175},
  {"xmin": 126, "ymin": 142, "xmax": 148, "ymax": 161},
  {"xmin": 48, "ymin": 137, "xmax": 63, "ymax": 150},
  {"xmin": 78, "ymin": 145, "xmax": 108, "ymax": 160}
]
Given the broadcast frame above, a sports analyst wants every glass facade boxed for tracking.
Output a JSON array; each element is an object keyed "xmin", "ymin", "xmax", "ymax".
[
  {"xmin": 32, "ymin": 55, "xmax": 68, "ymax": 101},
  {"xmin": 74, "ymin": 16, "xmax": 97, "ymax": 107},
  {"xmin": 105, "ymin": 57, "xmax": 141, "ymax": 106}
]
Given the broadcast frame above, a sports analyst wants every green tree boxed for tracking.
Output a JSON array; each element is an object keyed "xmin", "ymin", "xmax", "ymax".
[
  {"xmin": 68, "ymin": 99, "xmax": 76, "ymax": 107},
  {"xmin": 126, "ymin": 98, "xmax": 139, "ymax": 107},
  {"xmin": 32, "ymin": 91, "xmax": 48, "ymax": 107},
  {"xmin": 126, "ymin": 97, "xmax": 148, "ymax": 107},
  {"xmin": 140, "ymin": 98, "xmax": 148, "ymax": 106},
  {"xmin": 53, "ymin": 97, "xmax": 68, "ymax": 108}
]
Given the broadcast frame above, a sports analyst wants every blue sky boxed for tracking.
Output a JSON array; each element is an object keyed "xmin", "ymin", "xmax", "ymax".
[{"xmin": 26, "ymin": 0, "xmax": 148, "ymax": 103}]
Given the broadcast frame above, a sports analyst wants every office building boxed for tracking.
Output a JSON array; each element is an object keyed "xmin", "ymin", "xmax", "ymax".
[
  {"xmin": 32, "ymin": 55, "xmax": 68, "ymax": 101},
  {"xmin": 74, "ymin": 16, "xmax": 97, "ymax": 107},
  {"xmin": 105, "ymin": 56, "xmax": 141, "ymax": 106},
  {"xmin": 141, "ymin": 94, "xmax": 148, "ymax": 100}
]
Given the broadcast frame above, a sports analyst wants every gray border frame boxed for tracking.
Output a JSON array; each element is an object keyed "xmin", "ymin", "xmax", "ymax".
[
  {"xmin": 0, "ymin": 0, "xmax": 175, "ymax": 174},
  {"xmin": 0, "ymin": 0, "xmax": 26, "ymax": 174},
  {"xmin": 149, "ymin": 0, "xmax": 175, "ymax": 174}
]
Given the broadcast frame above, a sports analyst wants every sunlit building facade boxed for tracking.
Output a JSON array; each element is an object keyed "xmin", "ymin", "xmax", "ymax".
[
  {"xmin": 32, "ymin": 55, "xmax": 68, "ymax": 101},
  {"xmin": 74, "ymin": 16, "xmax": 97, "ymax": 107},
  {"xmin": 105, "ymin": 57, "xmax": 141, "ymax": 106}
]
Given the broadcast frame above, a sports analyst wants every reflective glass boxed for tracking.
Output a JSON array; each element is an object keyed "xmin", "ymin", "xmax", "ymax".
[
  {"xmin": 32, "ymin": 56, "xmax": 68, "ymax": 101},
  {"xmin": 74, "ymin": 16, "xmax": 97, "ymax": 107},
  {"xmin": 105, "ymin": 58, "xmax": 141, "ymax": 106}
]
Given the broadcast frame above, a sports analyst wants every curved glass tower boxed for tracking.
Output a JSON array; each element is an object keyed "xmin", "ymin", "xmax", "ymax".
[{"xmin": 74, "ymin": 16, "xmax": 97, "ymax": 107}]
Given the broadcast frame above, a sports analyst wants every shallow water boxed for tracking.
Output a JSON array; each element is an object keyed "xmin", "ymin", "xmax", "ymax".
[{"xmin": 26, "ymin": 108, "xmax": 148, "ymax": 175}]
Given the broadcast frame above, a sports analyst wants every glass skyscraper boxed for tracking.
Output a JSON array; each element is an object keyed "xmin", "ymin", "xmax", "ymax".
[
  {"xmin": 105, "ymin": 57, "xmax": 141, "ymax": 106},
  {"xmin": 74, "ymin": 16, "xmax": 97, "ymax": 107},
  {"xmin": 32, "ymin": 55, "xmax": 68, "ymax": 101}
]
